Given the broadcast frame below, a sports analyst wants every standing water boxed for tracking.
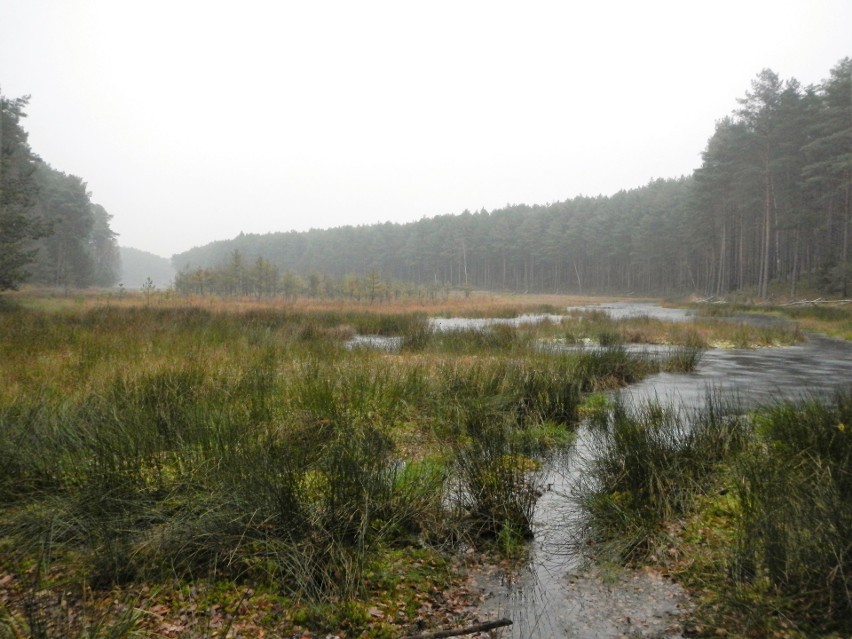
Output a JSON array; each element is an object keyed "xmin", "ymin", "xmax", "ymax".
[{"xmin": 477, "ymin": 304, "xmax": 852, "ymax": 639}]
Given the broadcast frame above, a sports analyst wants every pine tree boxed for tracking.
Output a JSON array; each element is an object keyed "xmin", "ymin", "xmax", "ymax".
[{"xmin": 0, "ymin": 93, "xmax": 45, "ymax": 290}]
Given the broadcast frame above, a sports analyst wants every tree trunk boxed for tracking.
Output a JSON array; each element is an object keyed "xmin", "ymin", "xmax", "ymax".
[
  {"xmin": 717, "ymin": 217, "xmax": 727, "ymax": 297},
  {"xmin": 572, "ymin": 257, "xmax": 583, "ymax": 294},
  {"xmin": 842, "ymin": 179, "xmax": 850, "ymax": 297},
  {"xmin": 759, "ymin": 168, "xmax": 773, "ymax": 298},
  {"xmin": 790, "ymin": 226, "xmax": 800, "ymax": 297}
]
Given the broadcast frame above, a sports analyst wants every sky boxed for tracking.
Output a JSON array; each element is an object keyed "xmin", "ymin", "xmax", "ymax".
[{"xmin": 1, "ymin": 1, "xmax": 850, "ymax": 258}]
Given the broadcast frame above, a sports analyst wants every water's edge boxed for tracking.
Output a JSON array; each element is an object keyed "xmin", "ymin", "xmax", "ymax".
[{"xmin": 471, "ymin": 304, "xmax": 852, "ymax": 639}]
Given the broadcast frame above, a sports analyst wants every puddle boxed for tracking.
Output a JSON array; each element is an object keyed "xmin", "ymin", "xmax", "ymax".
[
  {"xmin": 345, "ymin": 334, "xmax": 403, "ymax": 351},
  {"xmin": 567, "ymin": 302, "xmax": 694, "ymax": 322},
  {"xmin": 430, "ymin": 314, "xmax": 565, "ymax": 331}
]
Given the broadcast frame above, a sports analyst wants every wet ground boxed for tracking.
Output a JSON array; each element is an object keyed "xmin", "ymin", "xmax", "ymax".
[
  {"xmin": 472, "ymin": 438, "xmax": 692, "ymax": 639},
  {"xmin": 471, "ymin": 303, "xmax": 852, "ymax": 639},
  {"xmin": 343, "ymin": 302, "xmax": 850, "ymax": 638}
]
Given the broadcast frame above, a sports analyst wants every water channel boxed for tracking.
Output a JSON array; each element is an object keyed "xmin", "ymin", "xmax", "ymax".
[
  {"xmin": 474, "ymin": 303, "xmax": 852, "ymax": 639},
  {"xmin": 345, "ymin": 303, "xmax": 851, "ymax": 636}
]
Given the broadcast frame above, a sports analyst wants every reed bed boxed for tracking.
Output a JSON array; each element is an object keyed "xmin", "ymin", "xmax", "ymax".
[
  {"xmin": 691, "ymin": 300, "xmax": 851, "ymax": 341},
  {"xmin": 0, "ymin": 298, "xmax": 669, "ymax": 637}
]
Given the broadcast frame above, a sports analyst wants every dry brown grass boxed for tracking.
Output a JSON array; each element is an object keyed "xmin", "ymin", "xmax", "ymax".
[{"xmin": 7, "ymin": 286, "xmax": 627, "ymax": 316}]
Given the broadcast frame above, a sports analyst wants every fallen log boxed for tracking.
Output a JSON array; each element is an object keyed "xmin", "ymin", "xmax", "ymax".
[
  {"xmin": 402, "ymin": 617, "xmax": 513, "ymax": 639},
  {"xmin": 783, "ymin": 298, "xmax": 852, "ymax": 306}
]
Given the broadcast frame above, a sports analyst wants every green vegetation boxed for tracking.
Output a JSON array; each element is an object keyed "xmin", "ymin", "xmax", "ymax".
[
  {"xmin": 692, "ymin": 301, "xmax": 852, "ymax": 341},
  {"xmin": 579, "ymin": 392, "xmax": 749, "ymax": 563},
  {"xmin": 170, "ymin": 59, "xmax": 850, "ymax": 301},
  {"xmin": 1, "ymin": 94, "xmax": 120, "ymax": 292},
  {"xmin": 0, "ymin": 296, "xmax": 695, "ymax": 637},
  {"xmin": 2, "ymin": 292, "xmax": 843, "ymax": 636},
  {"xmin": 581, "ymin": 390, "xmax": 852, "ymax": 637},
  {"xmin": 1, "ymin": 94, "xmax": 45, "ymax": 291}
]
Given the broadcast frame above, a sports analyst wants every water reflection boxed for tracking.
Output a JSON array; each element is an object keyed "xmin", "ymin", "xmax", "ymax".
[
  {"xmin": 623, "ymin": 332, "xmax": 852, "ymax": 409},
  {"xmin": 479, "ymin": 437, "xmax": 689, "ymax": 639}
]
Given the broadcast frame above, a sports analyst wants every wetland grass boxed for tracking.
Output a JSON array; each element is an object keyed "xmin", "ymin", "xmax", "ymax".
[
  {"xmin": 730, "ymin": 391, "xmax": 852, "ymax": 633},
  {"xmin": 452, "ymin": 404, "xmax": 539, "ymax": 553},
  {"xmin": 691, "ymin": 300, "xmax": 851, "ymax": 341},
  {"xmin": 1, "ymin": 298, "xmax": 663, "ymax": 636},
  {"xmin": 578, "ymin": 391, "xmax": 749, "ymax": 563},
  {"xmin": 564, "ymin": 305, "xmax": 804, "ymax": 349},
  {"xmin": 580, "ymin": 387, "xmax": 852, "ymax": 636},
  {"xmin": 3, "ymin": 294, "xmax": 803, "ymax": 636}
]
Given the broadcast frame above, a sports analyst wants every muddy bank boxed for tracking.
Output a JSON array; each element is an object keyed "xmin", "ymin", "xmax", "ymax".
[{"xmin": 473, "ymin": 560, "xmax": 689, "ymax": 639}]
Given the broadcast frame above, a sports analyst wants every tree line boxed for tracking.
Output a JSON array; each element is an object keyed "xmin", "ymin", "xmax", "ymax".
[
  {"xmin": 0, "ymin": 93, "xmax": 120, "ymax": 291},
  {"xmin": 174, "ymin": 58, "xmax": 850, "ymax": 299}
]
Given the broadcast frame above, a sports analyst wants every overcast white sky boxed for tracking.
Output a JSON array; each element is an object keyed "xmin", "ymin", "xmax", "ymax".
[{"xmin": 1, "ymin": 1, "xmax": 850, "ymax": 258}]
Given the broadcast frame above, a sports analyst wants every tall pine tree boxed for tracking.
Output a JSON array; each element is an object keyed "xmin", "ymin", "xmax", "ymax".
[{"xmin": 0, "ymin": 93, "xmax": 45, "ymax": 290}]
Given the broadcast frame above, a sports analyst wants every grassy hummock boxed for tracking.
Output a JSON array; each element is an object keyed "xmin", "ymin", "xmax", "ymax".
[{"xmin": 580, "ymin": 390, "xmax": 852, "ymax": 638}]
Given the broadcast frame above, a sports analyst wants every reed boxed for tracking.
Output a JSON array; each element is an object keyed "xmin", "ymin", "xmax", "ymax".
[
  {"xmin": 660, "ymin": 345, "xmax": 704, "ymax": 372},
  {"xmin": 451, "ymin": 400, "xmax": 539, "ymax": 553}
]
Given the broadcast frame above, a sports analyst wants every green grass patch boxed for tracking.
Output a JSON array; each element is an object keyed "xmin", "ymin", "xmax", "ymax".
[
  {"xmin": 589, "ymin": 390, "xmax": 852, "ymax": 637},
  {"xmin": 0, "ymin": 298, "xmax": 727, "ymax": 637}
]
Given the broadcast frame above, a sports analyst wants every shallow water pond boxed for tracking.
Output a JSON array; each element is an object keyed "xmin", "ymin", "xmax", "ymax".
[
  {"xmin": 346, "ymin": 314, "xmax": 565, "ymax": 350},
  {"xmin": 345, "ymin": 334, "xmax": 403, "ymax": 350}
]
